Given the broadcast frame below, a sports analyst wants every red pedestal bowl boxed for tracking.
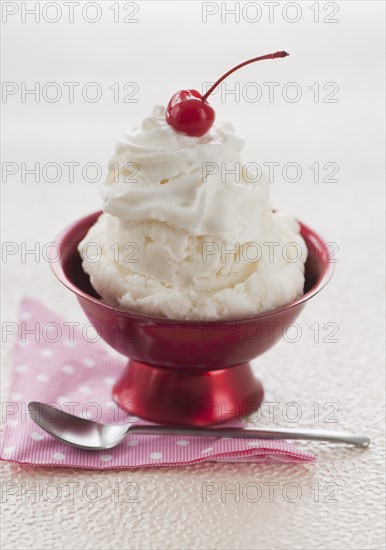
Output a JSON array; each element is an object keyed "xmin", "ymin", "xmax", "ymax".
[{"xmin": 51, "ymin": 212, "xmax": 333, "ymax": 426}]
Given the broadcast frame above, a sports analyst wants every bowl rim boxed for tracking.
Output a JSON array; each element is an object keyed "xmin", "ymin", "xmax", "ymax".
[{"xmin": 50, "ymin": 211, "xmax": 335, "ymax": 325}]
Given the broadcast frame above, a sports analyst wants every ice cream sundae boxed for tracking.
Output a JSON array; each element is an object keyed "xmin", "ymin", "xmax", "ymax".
[{"xmin": 79, "ymin": 52, "xmax": 307, "ymax": 320}]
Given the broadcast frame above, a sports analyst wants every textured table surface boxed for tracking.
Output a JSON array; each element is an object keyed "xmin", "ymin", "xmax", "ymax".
[{"xmin": 1, "ymin": 2, "xmax": 385, "ymax": 549}]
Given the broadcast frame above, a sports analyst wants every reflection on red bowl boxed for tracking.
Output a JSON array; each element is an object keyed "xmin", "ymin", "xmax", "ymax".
[{"xmin": 51, "ymin": 211, "xmax": 334, "ymax": 426}]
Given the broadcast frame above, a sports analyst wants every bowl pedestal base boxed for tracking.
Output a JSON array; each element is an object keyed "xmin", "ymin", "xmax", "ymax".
[{"xmin": 113, "ymin": 360, "xmax": 264, "ymax": 426}]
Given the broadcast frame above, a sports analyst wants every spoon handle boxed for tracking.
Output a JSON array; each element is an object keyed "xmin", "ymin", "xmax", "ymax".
[{"xmin": 129, "ymin": 425, "xmax": 370, "ymax": 448}]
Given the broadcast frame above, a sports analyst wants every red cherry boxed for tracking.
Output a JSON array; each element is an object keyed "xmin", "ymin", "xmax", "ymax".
[
  {"xmin": 166, "ymin": 89, "xmax": 215, "ymax": 137},
  {"xmin": 166, "ymin": 51, "xmax": 289, "ymax": 137}
]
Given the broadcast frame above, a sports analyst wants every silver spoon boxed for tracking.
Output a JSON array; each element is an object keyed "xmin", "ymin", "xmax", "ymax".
[{"xmin": 27, "ymin": 401, "xmax": 370, "ymax": 451}]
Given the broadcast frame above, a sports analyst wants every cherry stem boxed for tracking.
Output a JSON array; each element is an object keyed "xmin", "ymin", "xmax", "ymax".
[{"xmin": 201, "ymin": 51, "xmax": 289, "ymax": 102}]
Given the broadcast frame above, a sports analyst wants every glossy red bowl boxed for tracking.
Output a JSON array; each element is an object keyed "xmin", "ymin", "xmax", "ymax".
[{"xmin": 51, "ymin": 211, "xmax": 334, "ymax": 426}]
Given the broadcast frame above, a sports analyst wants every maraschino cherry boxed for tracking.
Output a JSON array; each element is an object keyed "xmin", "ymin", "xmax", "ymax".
[{"xmin": 166, "ymin": 51, "xmax": 289, "ymax": 137}]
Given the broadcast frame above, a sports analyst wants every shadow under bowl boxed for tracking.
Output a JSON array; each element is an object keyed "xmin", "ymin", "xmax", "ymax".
[{"xmin": 51, "ymin": 211, "xmax": 334, "ymax": 426}]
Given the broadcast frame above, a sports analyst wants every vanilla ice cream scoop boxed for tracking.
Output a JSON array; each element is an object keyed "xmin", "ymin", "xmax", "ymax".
[{"xmin": 79, "ymin": 106, "xmax": 307, "ymax": 320}]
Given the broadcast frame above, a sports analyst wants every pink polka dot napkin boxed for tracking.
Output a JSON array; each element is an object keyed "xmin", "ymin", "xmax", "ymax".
[{"xmin": 0, "ymin": 299, "xmax": 315, "ymax": 468}]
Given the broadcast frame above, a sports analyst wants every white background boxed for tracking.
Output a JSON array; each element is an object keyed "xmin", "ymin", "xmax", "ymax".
[{"xmin": 1, "ymin": 1, "xmax": 385, "ymax": 549}]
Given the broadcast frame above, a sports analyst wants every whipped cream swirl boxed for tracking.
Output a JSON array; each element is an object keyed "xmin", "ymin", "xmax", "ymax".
[{"xmin": 101, "ymin": 105, "xmax": 271, "ymax": 243}]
